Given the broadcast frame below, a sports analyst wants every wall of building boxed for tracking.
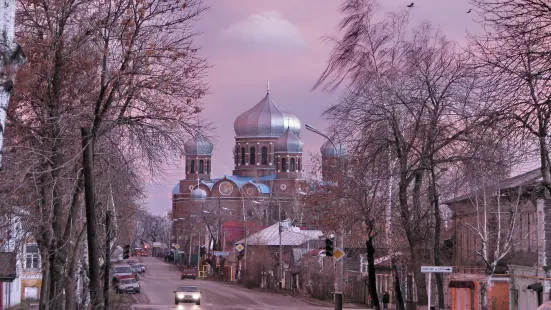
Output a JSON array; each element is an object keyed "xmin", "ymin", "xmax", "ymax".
[{"xmin": 2, "ymin": 279, "xmax": 21, "ymax": 309}]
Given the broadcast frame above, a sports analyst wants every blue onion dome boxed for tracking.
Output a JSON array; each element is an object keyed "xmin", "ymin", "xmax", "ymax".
[
  {"xmin": 320, "ymin": 138, "xmax": 347, "ymax": 157},
  {"xmin": 184, "ymin": 134, "xmax": 213, "ymax": 156},
  {"xmin": 234, "ymin": 92, "xmax": 301, "ymax": 138},
  {"xmin": 274, "ymin": 128, "xmax": 304, "ymax": 153}
]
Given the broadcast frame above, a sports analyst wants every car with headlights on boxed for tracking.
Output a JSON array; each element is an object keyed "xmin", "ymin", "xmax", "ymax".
[
  {"xmin": 115, "ymin": 278, "xmax": 140, "ymax": 294},
  {"xmin": 174, "ymin": 285, "xmax": 201, "ymax": 305}
]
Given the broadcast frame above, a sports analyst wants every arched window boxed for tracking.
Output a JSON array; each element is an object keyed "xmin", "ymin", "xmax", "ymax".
[
  {"xmin": 206, "ymin": 160, "xmax": 211, "ymax": 173},
  {"xmin": 250, "ymin": 147, "xmax": 256, "ymax": 165},
  {"xmin": 235, "ymin": 147, "xmax": 238, "ymax": 165},
  {"xmin": 261, "ymin": 147, "xmax": 268, "ymax": 165},
  {"xmin": 199, "ymin": 160, "xmax": 204, "ymax": 173},
  {"xmin": 281, "ymin": 158, "xmax": 287, "ymax": 171},
  {"xmin": 297, "ymin": 158, "xmax": 301, "ymax": 171},
  {"xmin": 190, "ymin": 160, "xmax": 196, "ymax": 173},
  {"xmin": 290, "ymin": 158, "xmax": 295, "ymax": 171},
  {"xmin": 241, "ymin": 147, "xmax": 245, "ymax": 165}
]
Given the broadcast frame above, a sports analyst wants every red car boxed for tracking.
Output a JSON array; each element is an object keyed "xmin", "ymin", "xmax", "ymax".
[{"xmin": 181, "ymin": 268, "xmax": 197, "ymax": 280}]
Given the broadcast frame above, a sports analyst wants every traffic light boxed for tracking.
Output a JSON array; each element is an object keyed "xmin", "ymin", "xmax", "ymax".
[
  {"xmin": 199, "ymin": 245, "xmax": 206, "ymax": 257},
  {"xmin": 144, "ymin": 244, "xmax": 148, "ymax": 249},
  {"xmin": 123, "ymin": 244, "xmax": 130, "ymax": 259},
  {"xmin": 325, "ymin": 238, "xmax": 333, "ymax": 257}
]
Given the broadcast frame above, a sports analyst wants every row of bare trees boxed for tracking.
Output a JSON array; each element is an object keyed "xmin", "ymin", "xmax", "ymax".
[
  {"xmin": 0, "ymin": 0, "xmax": 210, "ymax": 308},
  {"xmin": 306, "ymin": 0, "xmax": 551, "ymax": 309}
]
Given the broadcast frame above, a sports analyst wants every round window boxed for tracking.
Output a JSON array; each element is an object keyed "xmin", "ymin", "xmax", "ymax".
[{"xmin": 219, "ymin": 181, "xmax": 233, "ymax": 196}]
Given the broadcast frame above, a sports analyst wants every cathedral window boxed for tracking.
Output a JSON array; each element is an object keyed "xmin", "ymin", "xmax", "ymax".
[
  {"xmin": 250, "ymin": 147, "xmax": 256, "ymax": 165},
  {"xmin": 207, "ymin": 160, "xmax": 211, "ymax": 173},
  {"xmin": 297, "ymin": 158, "xmax": 301, "ymax": 171},
  {"xmin": 290, "ymin": 158, "xmax": 295, "ymax": 171},
  {"xmin": 190, "ymin": 160, "xmax": 196, "ymax": 173},
  {"xmin": 281, "ymin": 158, "xmax": 287, "ymax": 171},
  {"xmin": 199, "ymin": 160, "xmax": 204, "ymax": 173},
  {"xmin": 261, "ymin": 147, "xmax": 268, "ymax": 164},
  {"xmin": 241, "ymin": 147, "xmax": 245, "ymax": 165}
]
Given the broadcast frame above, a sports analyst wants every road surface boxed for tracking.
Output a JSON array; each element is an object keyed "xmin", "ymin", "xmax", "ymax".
[{"xmin": 131, "ymin": 256, "xmax": 330, "ymax": 310}]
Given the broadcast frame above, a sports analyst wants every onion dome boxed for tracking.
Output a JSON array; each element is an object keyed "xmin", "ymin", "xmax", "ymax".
[
  {"xmin": 274, "ymin": 128, "xmax": 304, "ymax": 153},
  {"xmin": 184, "ymin": 134, "xmax": 213, "ymax": 156},
  {"xmin": 320, "ymin": 138, "xmax": 347, "ymax": 157},
  {"xmin": 190, "ymin": 186, "xmax": 207, "ymax": 201},
  {"xmin": 234, "ymin": 92, "xmax": 301, "ymax": 138}
]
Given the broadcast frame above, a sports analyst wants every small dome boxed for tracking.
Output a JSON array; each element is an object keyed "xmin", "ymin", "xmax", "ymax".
[
  {"xmin": 190, "ymin": 186, "xmax": 208, "ymax": 201},
  {"xmin": 274, "ymin": 128, "xmax": 304, "ymax": 153},
  {"xmin": 184, "ymin": 134, "xmax": 213, "ymax": 156},
  {"xmin": 320, "ymin": 138, "xmax": 347, "ymax": 157},
  {"xmin": 234, "ymin": 93, "xmax": 301, "ymax": 138}
]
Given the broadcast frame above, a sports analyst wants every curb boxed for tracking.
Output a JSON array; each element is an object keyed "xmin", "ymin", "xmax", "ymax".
[{"xmin": 300, "ymin": 298, "xmax": 333, "ymax": 308}]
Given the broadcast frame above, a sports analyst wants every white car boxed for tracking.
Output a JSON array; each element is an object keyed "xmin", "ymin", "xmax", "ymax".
[
  {"xmin": 174, "ymin": 285, "xmax": 201, "ymax": 305},
  {"xmin": 116, "ymin": 278, "xmax": 140, "ymax": 294}
]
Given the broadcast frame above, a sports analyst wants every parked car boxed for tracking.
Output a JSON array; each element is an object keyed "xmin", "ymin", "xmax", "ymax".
[
  {"xmin": 180, "ymin": 268, "xmax": 197, "ymax": 280},
  {"xmin": 126, "ymin": 259, "xmax": 137, "ymax": 265},
  {"xmin": 133, "ymin": 263, "xmax": 146, "ymax": 273},
  {"xmin": 174, "ymin": 285, "xmax": 200, "ymax": 305},
  {"xmin": 112, "ymin": 265, "xmax": 138, "ymax": 284},
  {"xmin": 116, "ymin": 278, "xmax": 140, "ymax": 294},
  {"xmin": 130, "ymin": 264, "xmax": 142, "ymax": 274}
]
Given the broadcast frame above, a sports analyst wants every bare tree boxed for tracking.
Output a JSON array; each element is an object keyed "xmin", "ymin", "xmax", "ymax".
[{"xmin": 0, "ymin": 0, "xmax": 25, "ymax": 169}]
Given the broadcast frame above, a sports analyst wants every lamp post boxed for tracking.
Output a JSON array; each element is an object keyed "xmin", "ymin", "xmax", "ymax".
[{"xmin": 305, "ymin": 123, "xmax": 344, "ymax": 310}]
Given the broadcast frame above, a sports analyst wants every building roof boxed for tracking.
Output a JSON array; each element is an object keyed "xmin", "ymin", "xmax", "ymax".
[
  {"xmin": 184, "ymin": 133, "xmax": 213, "ymax": 156},
  {"xmin": 274, "ymin": 128, "xmax": 304, "ymax": 153},
  {"xmin": 320, "ymin": 137, "xmax": 347, "ymax": 158},
  {"xmin": 234, "ymin": 92, "xmax": 301, "ymax": 138},
  {"xmin": 0, "ymin": 252, "xmax": 16, "ymax": 281},
  {"xmin": 236, "ymin": 220, "xmax": 323, "ymax": 246},
  {"xmin": 443, "ymin": 168, "xmax": 542, "ymax": 205}
]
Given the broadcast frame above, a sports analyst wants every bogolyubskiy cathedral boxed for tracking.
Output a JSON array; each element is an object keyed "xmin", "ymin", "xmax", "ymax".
[{"xmin": 171, "ymin": 88, "xmax": 344, "ymax": 241}]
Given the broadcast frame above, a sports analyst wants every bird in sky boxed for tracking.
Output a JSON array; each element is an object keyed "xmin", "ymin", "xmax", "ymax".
[
  {"xmin": 467, "ymin": 9, "xmax": 472, "ymax": 13},
  {"xmin": 407, "ymin": 3, "xmax": 414, "ymax": 7}
]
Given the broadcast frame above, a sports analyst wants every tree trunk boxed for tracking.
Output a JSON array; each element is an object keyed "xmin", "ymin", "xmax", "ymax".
[
  {"xmin": 411, "ymin": 244, "xmax": 428, "ymax": 306},
  {"xmin": 430, "ymin": 163, "xmax": 445, "ymax": 309},
  {"xmin": 38, "ymin": 244, "xmax": 50, "ymax": 310},
  {"xmin": 391, "ymin": 258, "xmax": 406, "ymax": 310},
  {"xmin": 65, "ymin": 227, "xmax": 87, "ymax": 310},
  {"xmin": 366, "ymin": 237, "xmax": 380, "ymax": 310},
  {"xmin": 0, "ymin": 0, "xmax": 26, "ymax": 169}
]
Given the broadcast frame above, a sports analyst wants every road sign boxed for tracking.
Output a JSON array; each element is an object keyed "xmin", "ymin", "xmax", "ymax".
[
  {"xmin": 174, "ymin": 244, "xmax": 180, "ymax": 250},
  {"xmin": 214, "ymin": 251, "xmax": 229, "ymax": 256},
  {"xmin": 172, "ymin": 243, "xmax": 176, "ymax": 247},
  {"xmin": 235, "ymin": 244, "xmax": 244, "ymax": 252},
  {"xmin": 421, "ymin": 266, "xmax": 452, "ymax": 273},
  {"xmin": 318, "ymin": 250, "xmax": 326, "ymax": 257},
  {"xmin": 333, "ymin": 248, "xmax": 345, "ymax": 261}
]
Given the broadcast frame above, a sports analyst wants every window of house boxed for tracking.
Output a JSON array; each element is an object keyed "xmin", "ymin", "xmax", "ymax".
[
  {"xmin": 261, "ymin": 147, "xmax": 268, "ymax": 165},
  {"xmin": 26, "ymin": 244, "xmax": 39, "ymax": 269},
  {"xmin": 250, "ymin": 147, "xmax": 256, "ymax": 165},
  {"xmin": 290, "ymin": 158, "xmax": 295, "ymax": 171},
  {"xmin": 199, "ymin": 160, "xmax": 204, "ymax": 173},
  {"xmin": 281, "ymin": 158, "xmax": 287, "ymax": 171},
  {"xmin": 241, "ymin": 147, "xmax": 245, "ymax": 165},
  {"xmin": 190, "ymin": 160, "xmax": 195, "ymax": 173}
]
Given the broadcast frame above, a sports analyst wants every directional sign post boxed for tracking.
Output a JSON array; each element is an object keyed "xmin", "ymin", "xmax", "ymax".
[
  {"xmin": 235, "ymin": 244, "xmax": 244, "ymax": 252},
  {"xmin": 214, "ymin": 251, "xmax": 229, "ymax": 256},
  {"xmin": 422, "ymin": 266, "xmax": 453, "ymax": 309},
  {"xmin": 174, "ymin": 244, "xmax": 180, "ymax": 250},
  {"xmin": 333, "ymin": 248, "xmax": 346, "ymax": 261}
]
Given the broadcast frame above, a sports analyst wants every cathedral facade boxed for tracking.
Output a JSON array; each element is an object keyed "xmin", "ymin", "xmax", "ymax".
[{"xmin": 171, "ymin": 89, "xmax": 340, "ymax": 249}]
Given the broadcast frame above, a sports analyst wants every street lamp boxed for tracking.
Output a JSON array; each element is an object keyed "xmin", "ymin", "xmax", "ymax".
[{"xmin": 305, "ymin": 123, "xmax": 345, "ymax": 310}]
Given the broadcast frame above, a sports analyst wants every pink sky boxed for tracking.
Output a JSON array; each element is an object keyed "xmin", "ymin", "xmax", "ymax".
[{"xmin": 145, "ymin": 0, "xmax": 479, "ymax": 214}]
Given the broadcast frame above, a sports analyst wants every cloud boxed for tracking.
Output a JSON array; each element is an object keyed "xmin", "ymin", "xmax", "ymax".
[{"xmin": 221, "ymin": 11, "xmax": 306, "ymax": 50}]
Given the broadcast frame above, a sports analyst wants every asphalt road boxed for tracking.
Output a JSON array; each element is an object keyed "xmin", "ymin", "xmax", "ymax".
[{"xmin": 131, "ymin": 256, "xmax": 329, "ymax": 310}]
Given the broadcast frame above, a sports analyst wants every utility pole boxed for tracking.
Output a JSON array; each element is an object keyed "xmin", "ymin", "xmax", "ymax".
[
  {"xmin": 278, "ymin": 200, "xmax": 283, "ymax": 289},
  {"xmin": 335, "ymin": 228, "xmax": 344, "ymax": 310},
  {"xmin": 82, "ymin": 127, "xmax": 102, "ymax": 309},
  {"xmin": 103, "ymin": 211, "xmax": 112, "ymax": 310}
]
